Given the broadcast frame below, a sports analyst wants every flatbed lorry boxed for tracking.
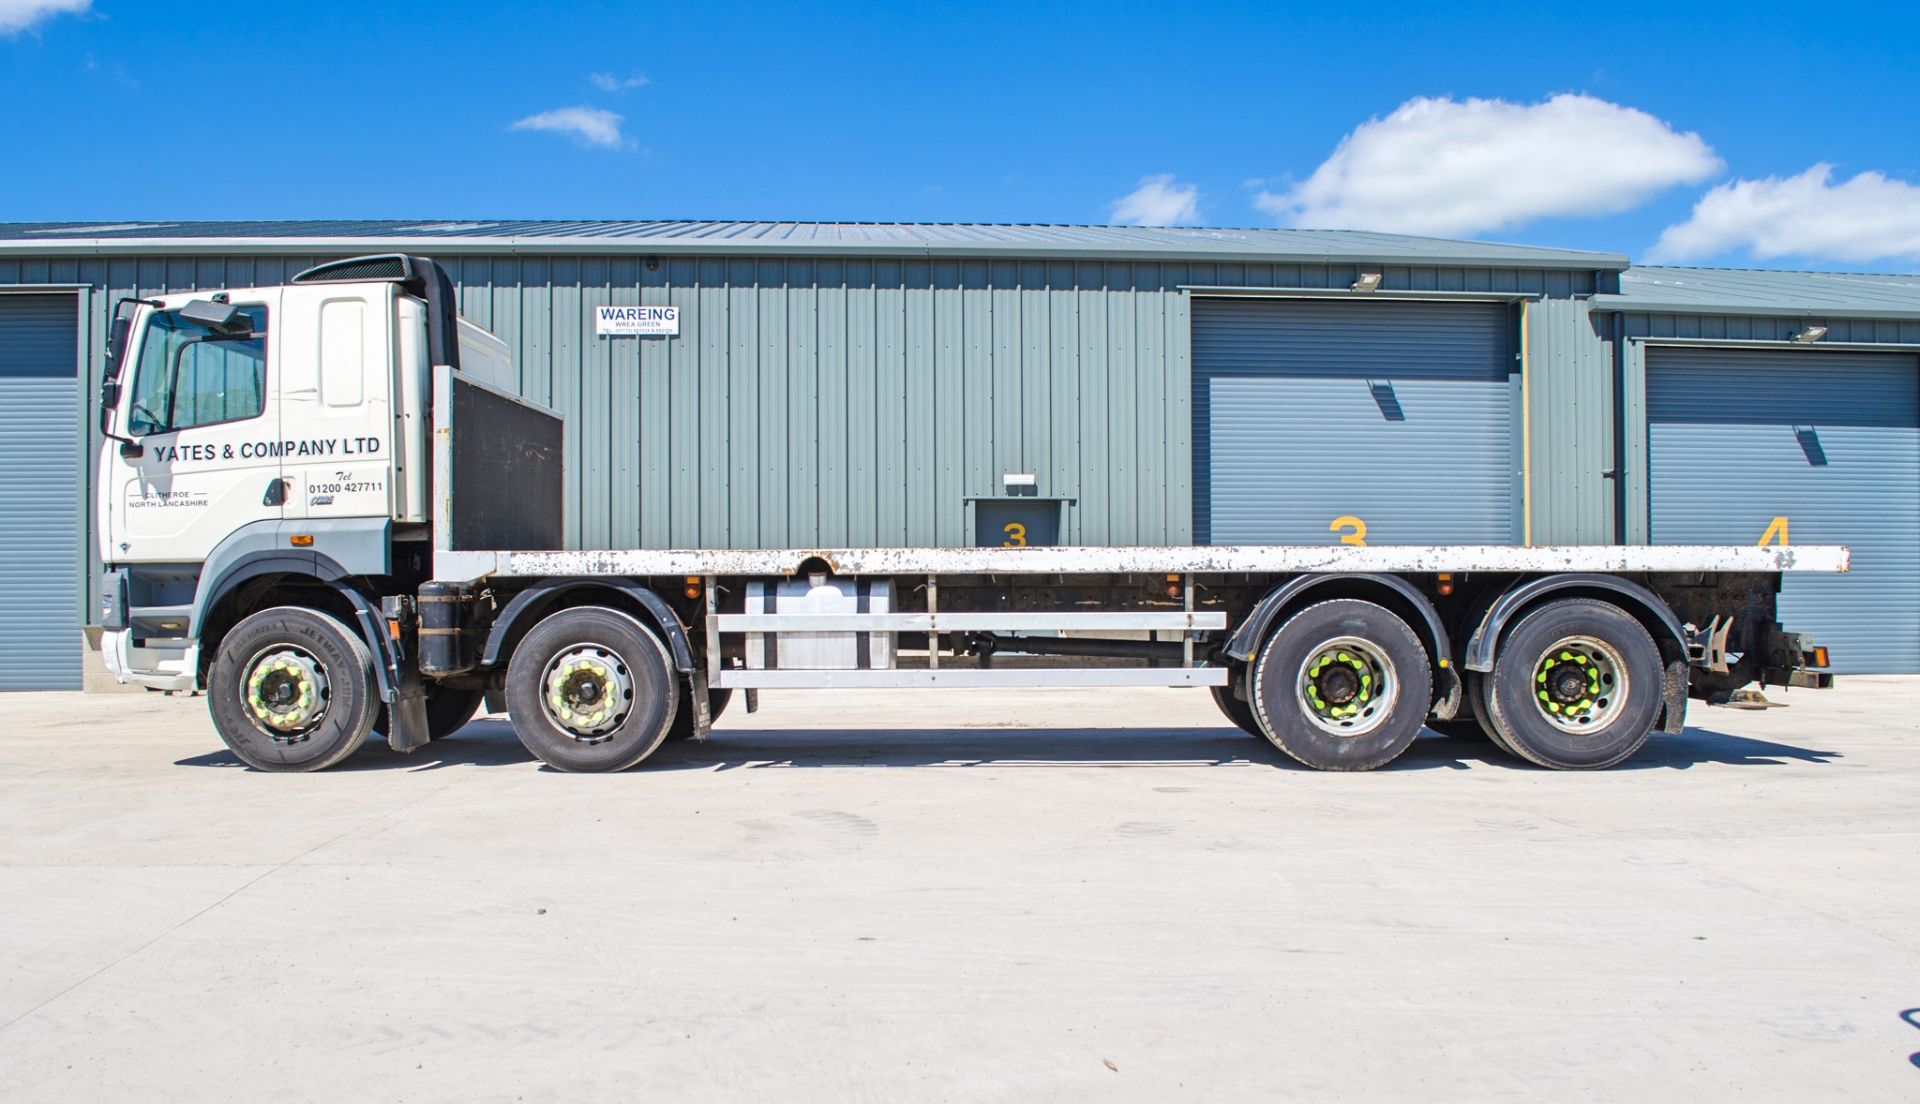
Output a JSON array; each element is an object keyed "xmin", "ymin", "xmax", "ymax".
[{"xmin": 93, "ymin": 255, "xmax": 1845, "ymax": 773}]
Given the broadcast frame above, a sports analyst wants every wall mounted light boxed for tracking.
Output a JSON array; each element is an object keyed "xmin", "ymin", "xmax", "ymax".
[
  {"xmin": 1351, "ymin": 272, "xmax": 1383, "ymax": 292},
  {"xmin": 1791, "ymin": 325, "xmax": 1828, "ymax": 343}
]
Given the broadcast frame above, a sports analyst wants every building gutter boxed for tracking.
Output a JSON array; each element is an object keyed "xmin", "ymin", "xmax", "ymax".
[
  {"xmin": 1591, "ymin": 294, "xmax": 1920, "ymax": 322},
  {"xmin": 1181, "ymin": 286, "xmax": 1542, "ymax": 302},
  {"xmin": 0, "ymin": 235, "xmax": 1630, "ymax": 271}
]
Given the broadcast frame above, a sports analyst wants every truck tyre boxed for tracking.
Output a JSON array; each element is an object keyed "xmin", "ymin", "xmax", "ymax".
[
  {"xmin": 504, "ymin": 607, "xmax": 679, "ymax": 772},
  {"xmin": 1484, "ymin": 598, "xmax": 1663, "ymax": 770},
  {"xmin": 1250, "ymin": 599, "xmax": 1432, "ymax": 772},
  {"xmin": 666, "ymin": 686, "xmax": 733, "ymax": 741},
  {"xmin": 1464, "ymin": 671, "xmax": 1525, "ymax": 758},
  {"xmin": 206, "ymin": 606, "xmax": 380, "ymax": 772},
  {"xmin": 375, "ymin": 684, "xmax": 485, "ymax": 743},
  {"xmin": 1209, "ymin": 672, "xmax": 1265, "ymax": 738}
]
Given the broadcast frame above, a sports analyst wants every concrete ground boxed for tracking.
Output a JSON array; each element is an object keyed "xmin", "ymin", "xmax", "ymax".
[{"xmin": 1, "ymin": 680, "xmax": 1917, "ymax": 1102}]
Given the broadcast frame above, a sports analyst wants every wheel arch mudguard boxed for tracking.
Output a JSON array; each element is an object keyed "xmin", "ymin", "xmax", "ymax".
[
  {"xmin": 1223, "ymin": 573, "xmax": 1456, "ymax": 715},
  {"xmin": 482, "ymin": 578, "xmax": 696, "ymax": 675},
  {"xmin": 196, "ymin": 550, "xmax": 403, "ymax": 705},
  {"xmin": 1463, "ymin": 573, "xmax": 1690, "ymax": 734},
  {"xmin": 1463, "ymin": 574, "xmax": 1687, "ymax": 672}
]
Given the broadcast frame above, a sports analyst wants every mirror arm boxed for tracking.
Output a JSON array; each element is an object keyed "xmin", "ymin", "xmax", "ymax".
[{"xmin": 98, "ymin": 380, "xmax": 135, "ymax": 445}]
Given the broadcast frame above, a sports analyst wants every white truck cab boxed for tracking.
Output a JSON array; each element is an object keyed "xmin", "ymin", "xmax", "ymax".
[{"xmin": 95, "ymin": 257, "xmax": 506, "ymax": 694}]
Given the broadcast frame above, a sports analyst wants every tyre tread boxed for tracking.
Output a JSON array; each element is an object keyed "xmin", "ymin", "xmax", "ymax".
[
  {"xmin": 1484, "ymin": 598, "xmax": 1660, "ymax": 771},
  {"xmin": 1248, "ymin": 599, "xmax": 1432, "ymax": 772}
]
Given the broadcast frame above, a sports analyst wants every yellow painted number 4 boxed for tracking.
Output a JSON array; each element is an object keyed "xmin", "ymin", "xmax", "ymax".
[
  {"xmin": 1002, "ymin": 522, "xmax": 1028, "ymax": 547},
  {"xmin": 1330, "ymin": 516, "xmax": 1368, "ymax": 547},
  {"xmin": 1757, "ymin": 516, "xmax": 1789, "ymax": 547}
]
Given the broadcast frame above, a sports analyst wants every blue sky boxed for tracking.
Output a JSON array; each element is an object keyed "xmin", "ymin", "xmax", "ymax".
[{"xmin": 4, "ymin": 0, "xmax": 1918, "ymax": 270}]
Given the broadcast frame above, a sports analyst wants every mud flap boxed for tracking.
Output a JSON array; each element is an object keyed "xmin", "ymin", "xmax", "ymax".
[
  {"xmin": 1658, "ymin": 658, "xmax": 1689, "ymax": 734},
  {"xmin": 1430, "ymin": 665, "xmax": 1464, "ymax": 722},
  {"xmin": 690, "ymin": 669, "xmax": 714, "ymax": 740},
  {"xmin": 386, "ymin": 665, "xmax": 432, "ymax": 752}
]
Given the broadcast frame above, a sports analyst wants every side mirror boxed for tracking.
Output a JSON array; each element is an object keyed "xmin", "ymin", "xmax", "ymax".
[
  {"xmin": 178, "ymin": 298, "xmax": 251, "ymax": 335},
  {"xmin": 99, "ymin": 297, "xmax": 157, "ymax": 446}
]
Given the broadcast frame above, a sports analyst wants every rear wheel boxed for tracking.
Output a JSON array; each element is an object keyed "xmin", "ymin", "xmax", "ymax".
[
  {"xmin": 504, "ymin": 606, "xmax": 679, "ymax": 772},
  {"xmin": 1459, "ymin": 675, "xmax": 1520, "ymax": 760},
  {"xmin": 1210, "ymin": 666, "xmax": 1264, "ymax": 738},
  {"xmin": 1484, "ymin": 598, "xmax": 1663, "ymax": 770},
  {"xmin": 1465, "ymin": 671, "xmax": 1524, "ymax": 758},
  {"xmin": 1249, "ymin": 599, "xmax": 1432, "ymax": 772},
  {"xmin": 207, "ymin": 606, "xmax": 379, "ymax": 772}
]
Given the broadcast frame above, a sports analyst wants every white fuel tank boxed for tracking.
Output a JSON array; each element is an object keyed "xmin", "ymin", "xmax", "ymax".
[{"xmin": 743, "ymin": 575, "xmax": 894, "ymax": 670}]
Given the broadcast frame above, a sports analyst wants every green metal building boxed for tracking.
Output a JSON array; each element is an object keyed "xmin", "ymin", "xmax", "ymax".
[{"xmin": 0, "ymin": 221, "xmax": 1914, "ymax": 685}]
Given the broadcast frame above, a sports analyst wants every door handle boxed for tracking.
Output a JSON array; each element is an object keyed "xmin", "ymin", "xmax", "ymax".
[{"xmin": 263, "ymin": 478, "xmax": 287, "ymax": 506}]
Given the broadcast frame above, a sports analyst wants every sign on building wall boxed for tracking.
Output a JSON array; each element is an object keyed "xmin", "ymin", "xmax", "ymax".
[{"xmin": 594, "ymin": 305, "xmax": 679, "ymax": 336}]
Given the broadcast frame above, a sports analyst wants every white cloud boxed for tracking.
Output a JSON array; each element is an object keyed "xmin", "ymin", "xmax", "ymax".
[
  {"xmin": 1650, "ymin": 164, "xmax": 1920, "ymax": 264},
  {"xmin": 589, "ymin": 71, "xmax": 649, "ymax": 92},
  {"xmin": 1256, "ymin": 93, "xmax": 1722, "ymax": 236},
  {"xmin": 1111, "ymin": 174, "xmax": 1201, "ymax": 227},
  {"xmin": 0, "ymin": 0, "xmax": 89, "ymax": 35},
  {"xmin": 509, "ymin": 105, "xmax": 627, "ymax": 150}
]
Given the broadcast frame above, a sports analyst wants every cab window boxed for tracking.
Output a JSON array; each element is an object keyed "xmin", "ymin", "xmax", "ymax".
[{"xmin": 127, "ymin": 305, "xmax": 268, "ymax": 435}]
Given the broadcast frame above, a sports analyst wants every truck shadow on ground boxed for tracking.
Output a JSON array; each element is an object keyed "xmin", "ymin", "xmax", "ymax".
[{"xmin": 174, "ymin": 718, "xmax": 1844, "ymax": 773}]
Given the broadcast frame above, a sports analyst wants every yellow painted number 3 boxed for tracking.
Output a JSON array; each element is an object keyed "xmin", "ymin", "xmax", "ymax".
[
  {"xmin": 1002, "ymin": 522, "xmax": 1028, "ymax": 547},
  {"xmin": 1330, "ymin": 516, "xmax": 1368, "ymax": 546}
]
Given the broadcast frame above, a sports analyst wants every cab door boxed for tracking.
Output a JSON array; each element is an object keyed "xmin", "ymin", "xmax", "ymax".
[
  {"xmin": 103, "ymin": 291, "xmax": 283, "ymax": 564},
  {"xmin": 277, "ymin": 282, "xmax": 394, "ymax": 522}
]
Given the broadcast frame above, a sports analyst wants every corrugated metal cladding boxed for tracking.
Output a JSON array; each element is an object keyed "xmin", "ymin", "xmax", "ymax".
[
  {"xmin": 1193, "ymin": 298, "xmax": 1518, "ymax": 544},
  {"xmin": 435, "ymin": 256, "xmax": 1595, "ymax": 553},
  {"xmin": 0, "ymin": 294, "xmax": 82, "ymax": 689},
  {"xmin": 1647, "ymin": 346, "xmax": 1920, "ymax": 674},
  {"xmin": 1523, "ymin": 299, "xmax": 1615, "ymax": 545}
]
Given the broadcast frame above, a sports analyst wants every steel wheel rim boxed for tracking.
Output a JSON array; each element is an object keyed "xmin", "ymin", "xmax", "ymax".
[
  {"xmin": 541, "ymin": 644, "xmax": 634, "ymax": 743},
  {"xmin": 1295, "ymin": 635, "xmax": 1398, "ymax": 738},
  {"xmin": 241, "ymin": 644, "xmax": 330, "ymax": 743},
  {"xmin": 1530, "ymin": 634, "xmax": 1629, "ymax": 734}
]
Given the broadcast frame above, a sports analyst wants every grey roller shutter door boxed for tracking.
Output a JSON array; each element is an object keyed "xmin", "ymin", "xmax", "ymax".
[
  {"xmin": 0, "ymin": 295, "xmax": 82, "ymax": 690},
  {"xmin": 1193, "ymin": 297, "xmax": 1518, "ymax": 545},
  {"xmin": 1647, "ymin": 346, "xmax": 1920, "ymax": 674}
]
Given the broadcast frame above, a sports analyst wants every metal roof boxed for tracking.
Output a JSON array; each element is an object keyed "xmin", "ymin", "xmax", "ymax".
[
  {"xmin": 0, "ymin": 219, "xmax": 1627, "ymax": 269},
  {"xmin": 1597, "ymin": 265, "xmax": 1920, "ymax": 320}
]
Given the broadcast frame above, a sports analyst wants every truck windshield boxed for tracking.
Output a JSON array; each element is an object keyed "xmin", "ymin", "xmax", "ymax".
[{"xmin": 126, "ymin": 305, "xmax": 268, "ymax": 435}]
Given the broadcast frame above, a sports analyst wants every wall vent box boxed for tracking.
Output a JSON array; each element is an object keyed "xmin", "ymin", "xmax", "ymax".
[
  {"xmin": 972, "ymin": 497, "xmax": 1064, "ymax": 547},
  {"xmin": 744, "ymin": 578, "xmax": 894, "ymax": 670}
]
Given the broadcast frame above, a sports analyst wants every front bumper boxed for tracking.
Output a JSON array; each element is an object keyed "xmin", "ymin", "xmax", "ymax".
[{"xmin": 100, "ymin": 629, "xmax": 199, "ymax": 692}]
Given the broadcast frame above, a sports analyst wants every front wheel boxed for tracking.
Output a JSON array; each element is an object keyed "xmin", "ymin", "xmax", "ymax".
[
  {"xmin": 1484, "ymin": 598, "xmax": 1663, "ymax": 770},
  {"xmin": 1249, "ymin": 599, "xmax": 1432, "ymax": 772},
  {"xmin": 206, "ymin": 606, "xmax": 380, "ymax": 772},
  {"xmin": 504, "ymin": 607, "xmax": 679, "ymax": 772}
]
